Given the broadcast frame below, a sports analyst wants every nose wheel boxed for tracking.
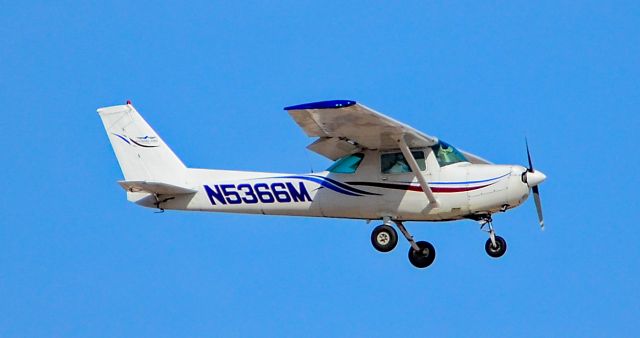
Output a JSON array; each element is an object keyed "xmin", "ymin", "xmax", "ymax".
[
  {"xmin": 480, "ymin": 216, "xmax": 507, "ymax": 258},
  {"xmin": 485, "ymin": 236, "xmax": 507, "ymax": 257}
]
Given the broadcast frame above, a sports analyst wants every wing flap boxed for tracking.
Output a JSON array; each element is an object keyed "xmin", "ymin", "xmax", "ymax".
[{"xmin": 307, "ymin": 137, "xmax": 360, "ymax": 160}]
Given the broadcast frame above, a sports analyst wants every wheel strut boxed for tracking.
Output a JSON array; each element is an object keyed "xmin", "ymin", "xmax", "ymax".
[
  {"xmin": 393, "ymin": 220, "xmax": 421, "ymax": 251},
  {"xmin": 480, "ymin": 215, "xmax": 497, "ymax": 248}
]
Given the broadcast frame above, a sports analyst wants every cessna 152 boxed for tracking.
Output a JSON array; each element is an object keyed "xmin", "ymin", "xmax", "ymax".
[{"xmin": 98, "ymin": 100, "xmax": 546, "ymax": 269}]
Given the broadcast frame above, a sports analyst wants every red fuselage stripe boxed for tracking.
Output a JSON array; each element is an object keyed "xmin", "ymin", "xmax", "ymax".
[{"xmin": 346, "ymin": 182, "xmax": 495, "ymax": 193}]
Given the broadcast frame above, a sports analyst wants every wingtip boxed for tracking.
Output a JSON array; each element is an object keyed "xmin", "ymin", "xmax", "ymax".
[{"xmin": 284, "ymin": 100, "xmax": 357, "ymax": 110}]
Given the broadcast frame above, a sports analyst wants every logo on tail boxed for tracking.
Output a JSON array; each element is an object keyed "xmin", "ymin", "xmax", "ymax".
[{"xmin": 112, "ymin": 133, "xmax": 160, "ymax": 148}]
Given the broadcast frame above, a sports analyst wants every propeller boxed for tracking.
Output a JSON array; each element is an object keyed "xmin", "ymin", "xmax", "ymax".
[{"xmin": 523, "ymin": 139, "xmax": 546, "ymax": 229}]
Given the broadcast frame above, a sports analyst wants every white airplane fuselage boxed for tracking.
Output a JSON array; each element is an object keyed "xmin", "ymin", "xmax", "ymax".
[
  {"xmin": 131, "ymin": 149, "xmax": 531, "ymax": 222},
  {"xmin": 99, "ymin": 102, "xmax": 547, "ymax": 268}
]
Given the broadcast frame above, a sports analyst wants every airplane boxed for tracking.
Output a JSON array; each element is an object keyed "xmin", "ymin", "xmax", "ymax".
[{"xmin": 97, "ymin": 100, "xmax": 546, "ymax": 269}]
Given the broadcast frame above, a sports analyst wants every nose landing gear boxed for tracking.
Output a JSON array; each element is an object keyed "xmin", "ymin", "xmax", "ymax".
[
  {"xmin": 480, "ymin": 215, "xmax": 507, "ymax": 258},
  {"xmin": 485, "ymin": 236, "xmax": 507, "ymax": 258}
]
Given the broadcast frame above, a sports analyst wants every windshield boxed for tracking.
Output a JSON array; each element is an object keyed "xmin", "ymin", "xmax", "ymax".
[
  {"xmin": 327, "ymin": 153, "xmax": 364, "ymax": 173},
  {"xmin": 431, "ymin": 141, "xmax": 468, "ymax": 167}
]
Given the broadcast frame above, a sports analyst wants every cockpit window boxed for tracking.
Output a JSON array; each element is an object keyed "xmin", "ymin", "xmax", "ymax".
[
  {"xmin": 431, "ymin": 141, "xmax": 468, "ymax": 167},
  {"xmin": 327, "ymin": 153, "xmax": 364, "ymax": 174},
  {"xmin": 381, "ymin": 151, "xmax": 426, "ymax": 174}
]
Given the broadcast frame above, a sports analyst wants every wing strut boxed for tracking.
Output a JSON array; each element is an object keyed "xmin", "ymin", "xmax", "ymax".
[{"xmin": 397, "ymin": 136, "xmax": 439, "ymax": 207}]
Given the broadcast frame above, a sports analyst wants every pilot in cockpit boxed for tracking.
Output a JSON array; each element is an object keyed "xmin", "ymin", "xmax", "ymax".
[{"xmin": 382, "ymin": 153, "xmax": 410, "ymax": 173}]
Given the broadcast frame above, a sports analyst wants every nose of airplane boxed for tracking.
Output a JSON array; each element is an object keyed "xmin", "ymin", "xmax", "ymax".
[{"xmin": 525, "ymin": 170, "xmax": 546, "ymax": 187}]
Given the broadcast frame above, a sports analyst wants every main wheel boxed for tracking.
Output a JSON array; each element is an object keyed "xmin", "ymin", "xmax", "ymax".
[
  {"xmin": 371, "ymin": 225, "xmax": 398, "ymax": 252},
  {"xmin": 485, "ymin": 235, "xmax": 507, "ymax": 258},
  {"xmin": 408, "ymin": 241, "xmax": 436, "ymax": 268}
]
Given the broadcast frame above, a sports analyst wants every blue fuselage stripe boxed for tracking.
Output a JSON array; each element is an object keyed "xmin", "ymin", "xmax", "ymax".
[{"xmin": 428, "ymin": 173, "xmax": 510, "ymax": 185}]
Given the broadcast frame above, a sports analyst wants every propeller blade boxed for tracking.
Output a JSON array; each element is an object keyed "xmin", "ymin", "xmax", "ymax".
[
  {"xmin": 526, "ymin": 138, "xmax": 534, "ymax": 172},
  {"xmin": 532, "ymin": 186, "xmax": 544, "ymax": 229}
]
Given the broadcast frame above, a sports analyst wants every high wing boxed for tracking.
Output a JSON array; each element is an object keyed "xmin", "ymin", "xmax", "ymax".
[
  {"xmin": 285, "ymin": 100, "xmax": 491, "ymax": 164},
  {"xmin": 458, "ymin": 149, "xmax": 492, "ymax": 165},
  {"xmin": 285, "ymin": 100, "xmax": 437, "ymax": 160}
]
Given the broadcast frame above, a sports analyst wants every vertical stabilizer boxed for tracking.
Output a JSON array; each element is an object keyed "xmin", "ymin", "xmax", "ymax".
[{"xmin": 97, "ymin": 103, "xmax": 187, "ymax": 186}]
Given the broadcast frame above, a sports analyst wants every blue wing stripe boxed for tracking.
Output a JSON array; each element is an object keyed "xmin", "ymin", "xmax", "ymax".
[{"xmin": 284, "ymin": 100, "xmax": 356, "ymax": 110}]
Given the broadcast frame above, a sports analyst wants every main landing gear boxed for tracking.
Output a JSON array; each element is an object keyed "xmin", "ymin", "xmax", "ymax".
[
  {"xmin": 370, "ymin": 218, "xmax": 436, "ymax": 269},
  {"xmin": 480, "ymin": 215, "xmax": 507, "ymax": 258},
  {"xmin": 371, "ymin": 224, "xmax": 398, "ymax": 252}
]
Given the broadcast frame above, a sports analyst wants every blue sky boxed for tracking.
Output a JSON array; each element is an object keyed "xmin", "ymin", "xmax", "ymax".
[{"xmin": 1, "ymin": 1, "xmax": 639, "ymax": 337}]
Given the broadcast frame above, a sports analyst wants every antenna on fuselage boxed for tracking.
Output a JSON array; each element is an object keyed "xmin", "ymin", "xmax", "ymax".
[{"xmin": 305, "ymin": 150, "xmax": 315, "ymax": 173}]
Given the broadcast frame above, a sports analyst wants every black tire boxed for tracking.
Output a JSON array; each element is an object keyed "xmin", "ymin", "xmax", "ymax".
[
  {"xmin": 485, "ymin": 236, "xmax": 507, "ymax": 258},
  {"xmin": 371, "ymin": 225, "xmax": 398, "ymax": 253},
  {"xmin": 407, "ymin": 241, "xmax": 436, "ymax": 268}
]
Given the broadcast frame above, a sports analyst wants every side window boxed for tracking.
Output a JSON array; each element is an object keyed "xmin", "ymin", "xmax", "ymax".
[
  {"xmin": 327, "ymin": 153, "xmax": 365, "ymax": 174},
  {"xmin": 381, "ymin": 151, "xmax": 425, "ymax": 174}
]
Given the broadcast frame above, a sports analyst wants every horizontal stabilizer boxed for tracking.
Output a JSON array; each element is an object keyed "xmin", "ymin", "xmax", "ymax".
[{"xmin": 118, "ymin": 180, "xmax": 197, "ymax": 195}]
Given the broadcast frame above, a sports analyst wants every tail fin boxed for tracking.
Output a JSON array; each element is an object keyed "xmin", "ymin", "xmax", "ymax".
[{"xmin": 97, "ymin": 103, "xmax": 188, "ymax": 188}]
